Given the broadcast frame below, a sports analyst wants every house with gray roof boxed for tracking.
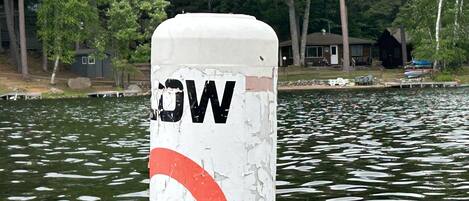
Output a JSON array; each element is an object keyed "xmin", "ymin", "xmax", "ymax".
[{"xmin": 279, "ymin": 32, "xmax": 376, "ymax": 67}]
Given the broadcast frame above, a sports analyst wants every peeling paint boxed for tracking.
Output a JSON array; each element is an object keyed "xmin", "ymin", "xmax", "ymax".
[
  {"xmin": 150, "ymin": 67, "xmax": 277, "ymax": 201},
  {"xmin": 246, "ymin": 76, "xmax": 273, "ymax": 92}
]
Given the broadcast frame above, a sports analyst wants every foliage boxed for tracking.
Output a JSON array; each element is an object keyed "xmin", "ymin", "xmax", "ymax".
[
  {"xmin": 93, "ymin": 0, "xmax": 168, "ymax": 86},
  {"xmin": 130, "ymin": 44, "xmax": 151, "ymax": 63},
  {"xmin": 107, "ymin": 0, "xmax": 140, "ymax": 59},
  {"xmin": 347, "ymin": 0, "xmax": 405, "ymax": 39},
  {"xmin": 37, "ymin": 0, "xmax": 168, "ymax": 86},
  {"xmin": 166, "ymin": 0, "xmax": 405, "ymax": 40},
  {"xmin": 100, "ymin": 0, "xmax": 168, "ymax": 61},
  {"xmin": 396, "ymin": 0, "xmax": 469, "ymax": 68},
  {"xmin": 37, "ymin": 0, "xmax": 98, "ymax": 63},
  {"xmin": 433, "ymin": 72, "xmax": 454, "ymax": 82},
  {"xmin": 111, "ymin": 58, "xmax": 138, "ymax": 74}
]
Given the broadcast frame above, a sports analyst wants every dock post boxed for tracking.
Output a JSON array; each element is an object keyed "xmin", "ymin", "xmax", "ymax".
[{"xmin": 149, "ymin": 14, "xmax": 278, "ymax": 201}]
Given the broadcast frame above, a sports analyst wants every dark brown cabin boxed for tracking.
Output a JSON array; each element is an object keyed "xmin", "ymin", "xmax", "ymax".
[{"xmin": 377, "ymin": 28, "xmax": 413, "ymax": 68}]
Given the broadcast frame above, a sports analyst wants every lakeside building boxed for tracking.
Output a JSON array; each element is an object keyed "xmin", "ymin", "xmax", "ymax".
[
  {"xmin": 71, "ymin": 49, "xmax": 113, "ymax": 79},
  {"xmin": 377, "ymin": 28, "xmax": 413, "ymax": 68},
  {"xmin": 279, "ymin": 32, "xmax": 375, "ymax": 67}
]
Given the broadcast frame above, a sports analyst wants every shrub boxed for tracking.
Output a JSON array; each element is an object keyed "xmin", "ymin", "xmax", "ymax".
[{"xmin": 433, "ymin": 73, "xmax": 454, "ymax": 82}]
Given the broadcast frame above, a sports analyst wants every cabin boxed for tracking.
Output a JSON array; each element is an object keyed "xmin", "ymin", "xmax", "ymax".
[
  {"xmin": 70, "ymin": 49, "xmax": 113, "ymax": 79},
  {"xmin": 279, "ymin": 32, "xmax": 375, "ymax": 67},
  {"xmin": 377, "ymin": 28, "xmax": 413, "ymax": 68}
]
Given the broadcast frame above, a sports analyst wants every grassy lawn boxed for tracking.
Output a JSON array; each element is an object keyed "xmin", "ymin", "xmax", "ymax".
[
  {"xmin": 279, "ymin": 66, "xmax": 469, "ymax": 84},
  {"xmin": 453, "ymin": 67, "xmax": 469, "ymax": 84},
  {"xmin": 0, "ymin": 86, "xmax": 6, "ymax": 94},
  {"xmin": 42, "ymin": 89, "xmax": 92, "ymax": 99},
  {"xmin": 278, "ymin": 66, "xmax": 403, "ymax": 82}
]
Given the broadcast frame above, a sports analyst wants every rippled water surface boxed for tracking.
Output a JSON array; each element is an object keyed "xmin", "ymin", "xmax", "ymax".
[
  {"xmin": 0, "ymin": 98, "xmax": 150, "ymax": 201},
  {"xmin": 277, "ymin": 88, "xmax": 469, "ymax": 201},
  {"xmin": 1, "ymin": 88, "xmax": 469, "ymax": 200}
]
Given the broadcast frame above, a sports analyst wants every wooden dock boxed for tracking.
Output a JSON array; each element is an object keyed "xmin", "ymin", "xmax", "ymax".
[
  {"xmin": 87, "ymin": 90, "xmax": 141, "ymax": 98},
  {"xmin": 0, "ymin": 92, "xmax": 42, "ymax": 100},
  {"xmin": 385, "ymin": 81, "xmax": 460, "ymax": 88}
]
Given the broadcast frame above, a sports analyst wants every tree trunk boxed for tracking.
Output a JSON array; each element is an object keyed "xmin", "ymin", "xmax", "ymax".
[
  {"xmin": 400, "ymin": 25, "xmax": 408, "ymax": 66},
  {"xmin": 286, "ymin": 0, "xmax": 300, "ymax": 66},
  {"xmin": 453, "ymin": 0, "xmax": 464, "ymax": 43},
  {"xmin": 4, "ymin": 0, "xmax": 21, "ymax": 72},
  {"xmin": 42, "ymin": 46, "xmax": 48, "ymax": 72},
  {"xmin": 50, "ymin": 55, "xmax": 60, "ymax": 85},
  {"xmin": 300, "ymin": 0, "xmax": 311, "ymax": 67},
  {"xmin": 454, "ymin": 0, "xmax": 460, "ymax": 35},
  {"xmin": 339, "ymin": 0, "xmax": 351, "ymax": 71},
  {"xmin": 0, "ymin": 21, "xmax": 4, "ymax": 53},
  {"xmin": 458, "ymin": 0, "xmax": 464, "ymax": 46},
  {"xmin": 19, "ymin": 0, "xmax": 28, "ymax": 78},
  {"xmin": 435, "ymin": 0, "xmax": 444, "ymax": 70},
  {"xmin": 460, "ymin": 0, "xmax": 464, "ymax": 14}
]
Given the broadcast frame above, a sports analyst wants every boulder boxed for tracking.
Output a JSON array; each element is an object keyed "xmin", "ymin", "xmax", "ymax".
[
  {"xmin": 67, "ymin": 77, "xmax": 91, "ymax": 90},
  {"xmin": 127, "ymin": 84, "xmax": 142, "ymax": 92},
  {"xmin": 49, "ymin": 87, "xmax": 64, "ymax": 94}
]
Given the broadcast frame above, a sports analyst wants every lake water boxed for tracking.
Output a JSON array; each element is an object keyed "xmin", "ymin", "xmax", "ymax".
[{"xmin": 1, "ymin": 88, "xmax": 468, "ymax": 200}]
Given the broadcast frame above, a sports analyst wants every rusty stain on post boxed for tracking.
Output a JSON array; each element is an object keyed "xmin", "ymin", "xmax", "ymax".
[{"xmin": 246, "ymin": 76, "xmax": 273, "ymax": 92}]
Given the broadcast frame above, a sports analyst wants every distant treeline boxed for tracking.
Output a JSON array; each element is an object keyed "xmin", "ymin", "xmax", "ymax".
[{"xmin": 3, "ymin": 0, "xmax": 467, "ymax": 85}]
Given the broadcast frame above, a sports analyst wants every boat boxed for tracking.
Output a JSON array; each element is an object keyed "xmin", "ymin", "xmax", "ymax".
[{"xmin": 404, "ymin": 60, "xmax": 433, "ymax": 78}]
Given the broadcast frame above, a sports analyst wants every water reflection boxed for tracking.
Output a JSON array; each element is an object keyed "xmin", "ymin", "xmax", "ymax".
[{"xmin": 0, "ymin": 88, "xmax": 468, "ymax": 200}]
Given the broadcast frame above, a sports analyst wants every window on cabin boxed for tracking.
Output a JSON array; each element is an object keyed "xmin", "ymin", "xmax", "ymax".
[
  {"xmin": 306, "ymin": 46, "xmax": 323, "ymax": 58},
  {"xmin": 82, "ymin": 56, "xmax": 88, "ymax": 64},
  {"xmin": 351, "ymin": 45, "xmax": 364, "ymax": 57},
  {"xmin": 88, "ymin": 56, "xmax": 96, "ymax": 64},
  {"xmin": 331, "ymin": 46, "xmax": 337, "ymax": 55}
]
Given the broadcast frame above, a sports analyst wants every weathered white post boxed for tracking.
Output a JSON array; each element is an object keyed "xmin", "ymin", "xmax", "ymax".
[{"xmin": 149, "ymin": 13, "xmax": 278, "ymax": 201}]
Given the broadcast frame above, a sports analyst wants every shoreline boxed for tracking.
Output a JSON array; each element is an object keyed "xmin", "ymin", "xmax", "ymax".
[
  {"xmin": 2, "ymin": 82, "xmax": 466, "ymax": 100},
  {"xmin": 278, "ymin": 85, "xmax": 387, "ymax": 91},
  {"xmin": 0, "ymin": 85, "xmax": 391, "ymax": 100}
]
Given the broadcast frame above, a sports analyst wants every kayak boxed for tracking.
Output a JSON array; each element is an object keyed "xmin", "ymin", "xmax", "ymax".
[
  {"xmin": 411, "ymin": 60, "xmax": 432, "ymax": 66},
  {"xmin": 404, "ymin": 69, "xmax": 432, "ymax": 78}
]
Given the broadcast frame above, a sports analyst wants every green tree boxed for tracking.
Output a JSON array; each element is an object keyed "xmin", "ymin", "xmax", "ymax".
[
  {"xmin": 107, "ymin": 0, "xmax": 140, "ymax": 86},
  {"xmin": 347, "ymin": 0, "xmax": 406, "ymax": 39},
  {"xmin": 397, "ymin": 0, "xmax": 468, "ymax": 69},
  {"xmin": 93, "ymin": 0, "xmax": 168, "ymax": 87},
  {"xmin": 37, "ymin": 0, "xmax": 98, "ymax": 84}
]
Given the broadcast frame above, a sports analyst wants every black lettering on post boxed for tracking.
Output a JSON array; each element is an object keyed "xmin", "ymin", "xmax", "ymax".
[
  {"xmin": 186, "ymin": 80, "xmax": 236, "ymax": 124},
  {"xmin": 150, "ymin": 109, "xmax": 157, "ymax": 121},
  {"xmin": 158, "ymin": 79, "xmax": 184, "ymax": 122}
]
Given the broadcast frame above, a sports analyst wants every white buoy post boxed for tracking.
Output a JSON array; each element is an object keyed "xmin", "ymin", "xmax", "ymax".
[{"xmin": 149, "ymin": 13, "xmax": 278, "ymax": 201}]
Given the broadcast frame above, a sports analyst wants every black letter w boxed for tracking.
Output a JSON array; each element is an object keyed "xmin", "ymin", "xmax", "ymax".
[{"xmin": 186, "ymin": 80, "xmax": 236, "ymax": 124}]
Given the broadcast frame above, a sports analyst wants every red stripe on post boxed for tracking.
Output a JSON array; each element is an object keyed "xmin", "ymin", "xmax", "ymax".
[{"xmin": 149, "ymin": 148, "xmax": 227, "ymax": 201}]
